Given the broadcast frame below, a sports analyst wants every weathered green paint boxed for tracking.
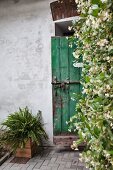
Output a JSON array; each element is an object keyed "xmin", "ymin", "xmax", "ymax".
[
  {"xmin": 52, "ymin": 37, "xmax": 62, "ymax": 133},
  {"xmin": 60, "ymin": 38, "xmax": 69, "ymax": 132},
  {"xmin": 51, "ymin": 37, "xmax": 82, "ymax": 135}
]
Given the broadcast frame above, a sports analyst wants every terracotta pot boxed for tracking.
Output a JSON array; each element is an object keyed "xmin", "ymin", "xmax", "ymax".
[{"xmin": 15, "ymin": 139, "xmax": 37, "ymax": 158}]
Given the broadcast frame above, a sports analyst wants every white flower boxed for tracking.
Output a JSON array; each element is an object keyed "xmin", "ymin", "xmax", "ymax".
[
  {"xmin": 75, "ymin": 148, "xmax": 79, "ymax": 151},
  {"xmin": 70, "ymin": 118, "xmax": 73, "ymax": 122},
  {"xmin": 92, "ymin": 4, "xmax": 98, "ymax": 10},
  {"xmin": 103, "ymin": 11, "xmax": 109, "ymax": 21},
  {"xmin": 108, "ymin": 46, "xmax": 113, "ymax": 51},
  {"xmin": 106, "ymin": 56, "xmax": 110, "ymax": 61},
  {"xmin": 75, "ymin": 0, "xmax": 79, "ymax": 3},
  {"xmin": 99, "ymin": 11, "xmax": 110, "ymax": 21},
  {"xmin": 109, "ymin": 67, "xmax": 113, "ymax": 73},
  {"xmin": 86, "ymin": 19, "xmax": 91, "ymax": 26},
  {"xmin": 103, "ymin": 150, "xmax": 110, "ymax": 158},
  {"xmin": 73, "ymin": 52, "xmax": 80, "ymax": 59},
  {"xmin": 81, "ymin": 132, "xmax": 86, "ymax": 138},
  {"xmin": 82, "ymin": 89, "xmax": 88, "ymax": 94},
  {"xmin": 90, "ymin": 79, "xmax": 94, "ymax": 83},
  {"xmin": 88, "ymin": 8, "xmax": 93, "ymax": 14},
  {"xmin": 68, "ymin": 26, "xmax": 72, "ymax": 31},
  {"xmin": 73, "ymin": 52, "xmax": 76, "ymax": 58},
  {"xmin": 110, "ymin": 123, "xmax": 113, "ymax": 127},
  {"xmin": 69, "ymin": 44, "xmax": 72, "ymax": 48},
  {"xmin": 101, "ymin": 0, "xmax": 107, "ymax": 3},
  {"xmin": 106, "ymin": 85, "xmax": 110, "ymax": 90},
  {"xmin": 97, "ymin": 39, "xmax": 109, "ymax": 47},
  {"xmin": 68, "ymin": 129, "xmax": 71, "ymax": 132},
  {"xmin": 71, "ymin": 97, "xmax": 75, "ymax": 101},
  {"xmin": 66, "ymin": 121, "xmax": 68, "ymax": 125},
  {"xmin": 105, "ymin": 93, "xmax": 109, "ymax": 97}
]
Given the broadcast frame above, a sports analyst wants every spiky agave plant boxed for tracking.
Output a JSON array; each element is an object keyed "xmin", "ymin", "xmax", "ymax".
[{"xmin": 1, "ymin": 107, "xmax": 48, "ymax": 151}]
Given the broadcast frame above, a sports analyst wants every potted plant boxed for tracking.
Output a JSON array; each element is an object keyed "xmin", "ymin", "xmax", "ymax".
[{"xmin": 1, "ymin": 107, "xmax": 48, "ymax": 158}]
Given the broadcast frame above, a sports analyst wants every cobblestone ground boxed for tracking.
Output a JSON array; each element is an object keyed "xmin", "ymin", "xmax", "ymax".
[{"xmin": 0, "ymin": 147, "xmax": 89, "ymax": 170}]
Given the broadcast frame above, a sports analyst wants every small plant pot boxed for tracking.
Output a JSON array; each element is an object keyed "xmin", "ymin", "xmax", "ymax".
[{"xmin": 15, "ymin": 139, "xmax": 37, "ymax": 158}]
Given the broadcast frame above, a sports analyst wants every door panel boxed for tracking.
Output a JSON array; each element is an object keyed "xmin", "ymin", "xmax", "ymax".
[
  {"xmin": 51, "ymin": 37, "xmax": 81, "ymax": 135},
  {"xmin": 60, "ymin": 38, "xmax": 69, "ymax": 133}
]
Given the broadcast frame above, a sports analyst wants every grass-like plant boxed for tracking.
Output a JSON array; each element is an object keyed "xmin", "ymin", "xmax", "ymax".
[{"xmin": 1, "ymin": 107, "xmax": 48, "ymax": 151}]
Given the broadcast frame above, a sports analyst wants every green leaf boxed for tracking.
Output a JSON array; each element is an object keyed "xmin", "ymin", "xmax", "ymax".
[{"xmin": 85, "ymin": 76, "xmax": 90, "ymax": 83}]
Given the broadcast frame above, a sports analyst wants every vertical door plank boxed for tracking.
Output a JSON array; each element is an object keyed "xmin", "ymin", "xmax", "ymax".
[
  {"xmin": 69, "ymin": 40, "xmax": 80, "ymax": 118},
  {"xmin": 60, "ymin": 37, "xmax": 69, "ymax": 133},
  {"xmin": 51, "ymin": 37, "xmax": 62, "ymax": 134}
]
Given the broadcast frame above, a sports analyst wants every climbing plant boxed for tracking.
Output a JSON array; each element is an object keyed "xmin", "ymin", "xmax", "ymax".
[{"xmin": 69, "ymin": 0, "xmax": 113, "ymax": 169}]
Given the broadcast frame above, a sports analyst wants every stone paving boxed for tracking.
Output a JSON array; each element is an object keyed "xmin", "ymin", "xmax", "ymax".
[{"xmin": 0, "ymin": 147, "xmax": 89, "ymax": 170}]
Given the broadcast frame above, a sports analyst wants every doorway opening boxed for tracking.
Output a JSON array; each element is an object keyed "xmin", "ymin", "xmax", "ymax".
[
  {"xmin": 55, "ymin": 20, "xmax": 74, "ymax": 36},
  {"xmin": 52, "ymin": 19, "xmax": 80, "ymax": 146}
]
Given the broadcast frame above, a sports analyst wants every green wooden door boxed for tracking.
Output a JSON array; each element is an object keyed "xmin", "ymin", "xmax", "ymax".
[{"xmin": 51, "ymin": 37, "xmax": 82, "ymax": 135}]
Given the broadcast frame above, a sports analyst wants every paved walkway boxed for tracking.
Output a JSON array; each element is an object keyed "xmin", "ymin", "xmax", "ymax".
[{"xmin": 0, "ymin": 147, "xmax": 89, "ymax": 170}]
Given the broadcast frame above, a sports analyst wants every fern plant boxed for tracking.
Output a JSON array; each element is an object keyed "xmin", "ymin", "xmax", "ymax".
[{"xmin": 1, "ymin": 107, "xmax": 48, "ymax": 151}]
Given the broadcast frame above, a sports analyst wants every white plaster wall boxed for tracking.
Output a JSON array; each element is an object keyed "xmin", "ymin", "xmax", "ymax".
[{"xmin": 0, "ymin": 0, "xmax": 54, "ymax": 142}]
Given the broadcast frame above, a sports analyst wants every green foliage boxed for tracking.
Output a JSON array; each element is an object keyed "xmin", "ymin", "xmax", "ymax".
[
  {"xmin": 1, "ymin": 107, "xmax": 48, "ymax": 151},
  {"xmin": 69, "ymin": 0, "xmax": 113, "ymax": 169}
]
